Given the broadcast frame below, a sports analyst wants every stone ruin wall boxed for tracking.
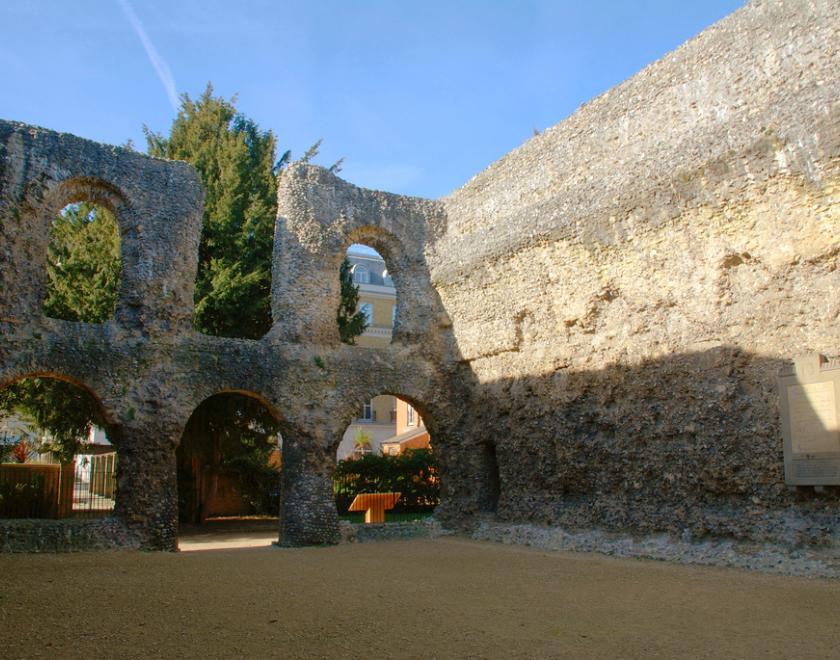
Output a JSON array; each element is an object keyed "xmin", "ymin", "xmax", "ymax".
[
  {"xmin": 0, "ymin": 0, "xmax": 837, "ymax": 552},
  {"xmin": 433, "ymin": 0, "xmax": 839, "ymax": 545},
  {"xmin": 0, "ymin": 123, "xmax": 460, "ymax": 551}
]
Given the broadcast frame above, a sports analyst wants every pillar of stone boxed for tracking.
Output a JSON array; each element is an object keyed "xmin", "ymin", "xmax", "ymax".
[
  {"xmin": 112, "ymin": 416, "xmax": 181, "ymax": 551},
  {"xmin": 277, "ymin": 424, "xmax": 341, "ymax": 546}
]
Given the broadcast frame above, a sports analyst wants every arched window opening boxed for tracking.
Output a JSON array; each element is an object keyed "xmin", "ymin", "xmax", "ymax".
[
  {"xmin": 176, "ymin": 392, "xmax": 281, "ymax": 543},
  {"xmin": 43, "ymin": 202, "xmax": 121, "ymax": 323},
  {"xmin": 0, "ymin": 376, "xmax": 116, "ymax": 519},
  {"xmin": 338, "ymin": 244, "xmax": 396, "ymax": 345},
  {"xmin": 334, "ymin": 395, "xmax": 438, "ymax": 523}
]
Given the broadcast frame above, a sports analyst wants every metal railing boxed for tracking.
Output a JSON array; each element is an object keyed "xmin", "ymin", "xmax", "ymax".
[{"xmin": 72, "ymin": 453, "xmax": 116, "ymax": 517}]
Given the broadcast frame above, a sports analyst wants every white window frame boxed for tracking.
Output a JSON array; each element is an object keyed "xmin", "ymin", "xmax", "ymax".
[
  {"xmin": 407, "ymin": 404, "xmax": 415, "ymax": 427},
  {"xmin": 352, "ymin": 264, "xmax": 370, "ymax": 284}
]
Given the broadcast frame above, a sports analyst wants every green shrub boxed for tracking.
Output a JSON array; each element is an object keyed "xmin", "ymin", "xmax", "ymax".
[{"xmin": 334, "ymin": 448, "xmax": 439, "ymax": 513}]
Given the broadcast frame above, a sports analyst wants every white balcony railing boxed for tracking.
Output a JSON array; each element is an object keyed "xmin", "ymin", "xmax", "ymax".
[{"xmin": 362, "ymin": 325, "xmax": 393, "ymax": 338}]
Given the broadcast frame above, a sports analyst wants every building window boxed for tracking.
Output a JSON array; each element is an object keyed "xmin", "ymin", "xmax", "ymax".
[
  {"xmin": 352, "ymin": 264, "xmax": 370, "ymax": 284},
  {"xmin": 359, "ymin": 303, "xmax": 373, "ymax": 324},
  {"xmin": 407, "ymin": 404, "xmax": 416, "ymax": 427},
  {"xmin": 383, "ymin": 269, "xmax": 394, "ymax": 287},
  {"xmin": 359, "ymin": 400, "xmax": 374, "ymax": 421},
  {"xmin": 391, "ymin": 305, "xmax": 397, "ymax": 326}
]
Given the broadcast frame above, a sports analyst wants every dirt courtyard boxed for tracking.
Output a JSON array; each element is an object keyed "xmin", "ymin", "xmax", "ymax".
[{"xmin": 2, "ymin": 537, "xmax": 838, "ymax": 659}]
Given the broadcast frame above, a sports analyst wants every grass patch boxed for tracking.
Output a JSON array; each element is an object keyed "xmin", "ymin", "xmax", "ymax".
[{"xmin": 339, "ymin": 511, "xmax": 434, "ymax": 524}]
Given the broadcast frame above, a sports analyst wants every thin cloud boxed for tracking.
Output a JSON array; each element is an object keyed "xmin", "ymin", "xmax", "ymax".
[{"xmin": 117, "ymin": 0, "xmax": 178, "ymax": 111}]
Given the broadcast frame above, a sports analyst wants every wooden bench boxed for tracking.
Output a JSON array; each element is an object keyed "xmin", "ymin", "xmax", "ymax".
[{"xmin": 348, "ymin": 492, "xmax": 401, "ymax": 523}]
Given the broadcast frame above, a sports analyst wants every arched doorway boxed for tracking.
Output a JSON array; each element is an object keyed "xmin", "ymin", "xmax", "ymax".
[
  {"xmin": 176, "ymin": 392, "xmax": 281, "ymax": 528},
  {"xmin": 0, "ymin": 375, "xmax": 116, "ymax": 519},
  {"xmin": 334, "ymin": 395, "xmax": 439, "ymax": 524}
]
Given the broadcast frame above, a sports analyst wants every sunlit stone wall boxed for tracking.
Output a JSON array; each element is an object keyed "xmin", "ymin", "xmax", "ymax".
[{"xmin": 433, "ymin": 0, "xmax": 839, "ymax": 545}]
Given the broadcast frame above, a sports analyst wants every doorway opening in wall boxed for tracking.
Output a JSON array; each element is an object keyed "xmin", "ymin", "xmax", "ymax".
[
  {"xmin": 334, "ymin": 396, "xmax": 438, "ymax": 524},
  {"xmin": 176, "ymin": 392, "xmax": 281, "ymax": 548},
  {"xmin": 0, "ymin": 376, "xmax": 116, "ymax": 520},
  {"xmin": 42, "ymin": 202, "xmax": 121, "ymax": 323},
  {"xmin": 338, "ymin": 244, "xmax": 396, "ymax": 345},
  {"xmin": 480, "ymin": 442, "xmax": 501, "ymax": 514}
]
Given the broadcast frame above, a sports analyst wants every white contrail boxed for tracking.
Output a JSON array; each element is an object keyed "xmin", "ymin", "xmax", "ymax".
[{"xmin": 117, "ymin": 0, "xmax": 179, "ymax": 111}]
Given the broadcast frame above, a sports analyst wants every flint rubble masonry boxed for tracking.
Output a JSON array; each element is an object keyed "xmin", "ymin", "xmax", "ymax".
[{"xmin": 0, "ymin": 0, "xmax": 837, "ymax": 552}]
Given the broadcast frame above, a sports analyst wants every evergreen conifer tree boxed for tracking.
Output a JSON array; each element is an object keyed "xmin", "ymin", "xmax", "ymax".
[
  {"xmin": 42, "ymin": 202, "xmax": 121, "ymax": 323},
  {"xmin": 337, "ymin": 258, "xmax": 369, "ymax": 344},
  {"xmin": 145, "ymin": 83, "xmax": 277, "ymax": 339}
]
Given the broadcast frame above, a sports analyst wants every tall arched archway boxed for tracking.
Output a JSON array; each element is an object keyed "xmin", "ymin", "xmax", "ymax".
[
  {"xmin": 334, "ymin": 393, "xmax": 439, "ymax": 524},
  {"xmin": 0, "ymin": 374, "xmax": 117, "ymax": 519},
  {"xmin": 176, "ymin": 391, "xmax": 281, "ymax": 534}
]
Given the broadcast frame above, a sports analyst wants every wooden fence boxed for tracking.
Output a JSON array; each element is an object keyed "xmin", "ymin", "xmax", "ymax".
[{"xmin": 0, "ymin": 463, "xmax": 74, "ymax": 518}]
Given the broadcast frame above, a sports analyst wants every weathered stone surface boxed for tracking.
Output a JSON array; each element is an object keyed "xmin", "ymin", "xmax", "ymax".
[
  {"xmin": 0, "ymin": 125, "xmax": 460, "ymax": 550},
  {"xmin": 432, "ymin": 0, "xmax": 840, "ymax": 547},
  {"xmin": 0, "ymin": 0, "xmax": 837, "ymax": 556},
  {"xmin": 0, "ymin": 517, "xmax": 139, "ymax": 552}
]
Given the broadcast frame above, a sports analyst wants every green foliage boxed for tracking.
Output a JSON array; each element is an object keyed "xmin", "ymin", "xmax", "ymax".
[
  {"xmin": 337, "ymin": 258, "xmax": 368, "ymax": 344},
  {"xmin": 179, "ymin": 393, "xmax": 279, "ymax": 460},
  {"xmin": 334, "ymin": 448, "xmax": 439, "ymax": 513},
  {"xmin": 353, "ymin": 428, "xmax": 371, "ymax": 450},
  {"xmin": 0, "ymin": 378, "xmax": 105, "ymax": 462},
  {"xmin": 224, "ymin": 454, "xmax": 281, "ymax": 515},
  {"xmin": 43, "ymin": 202, "xmax": 121, "ymax": 323},
  {"xmin": 145, "ymin": 83, "xmax": 277, "ymax": 339}
]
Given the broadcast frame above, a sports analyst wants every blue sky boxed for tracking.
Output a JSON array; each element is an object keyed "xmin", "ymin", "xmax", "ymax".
[{"xmin": 1, "ymin": 0, "xmax": 743, "ymax": 199}]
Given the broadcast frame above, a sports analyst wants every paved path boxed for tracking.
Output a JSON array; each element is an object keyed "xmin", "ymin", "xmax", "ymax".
[{"xmin": 178, "ymin": 518, "xmax": 278, "ymax": 551}]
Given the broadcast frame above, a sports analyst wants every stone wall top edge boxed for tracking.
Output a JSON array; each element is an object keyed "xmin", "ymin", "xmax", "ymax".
[
  {"xmin": 440, "ymin": 0, "xmax": 837, "ymax": 214},
  {"xmin": 277, "ymin": 162, "xmax": 448, "ymax": 257},
  {"xmin": 0, "ymin": 118, "xmax": 200, "ymax": 177},
  {"xmin": 281, "ymin": 162, "xmax": 440, "ymax": 209},
  {"xmin": 429, "ymin": 0, "xmax": 838, "ymax": 283}
]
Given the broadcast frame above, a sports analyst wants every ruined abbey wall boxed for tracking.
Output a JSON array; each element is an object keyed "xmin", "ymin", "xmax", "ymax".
[
  {"xmin": 433, "ymin": 0, "xmax": 839, "ymax": 545},
  {"xmin": 0, "ymin": 125, "xmax": 461, "ymax": 551},
  {"xmin": 0, "ymin": 0, "xmax": 837, "ymax": 552}
]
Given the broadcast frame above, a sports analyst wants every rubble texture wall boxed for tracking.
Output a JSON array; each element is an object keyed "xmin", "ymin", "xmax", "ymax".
[
  {"xmin": 433, "ymin": 0, "xmax": 839, "ymax": 545},
  {"xmin": 0, "ymin": 0, "xmax": 837, "ymax": 552},
  {"xmin": 0, "ymin": 124, "xmax": 461, "ymax": 551}
]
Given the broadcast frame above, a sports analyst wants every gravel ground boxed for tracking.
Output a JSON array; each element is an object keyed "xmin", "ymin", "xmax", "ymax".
[{"xmin": 2, "ymin": 537, "xmax": 839, "ymax": 659}]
